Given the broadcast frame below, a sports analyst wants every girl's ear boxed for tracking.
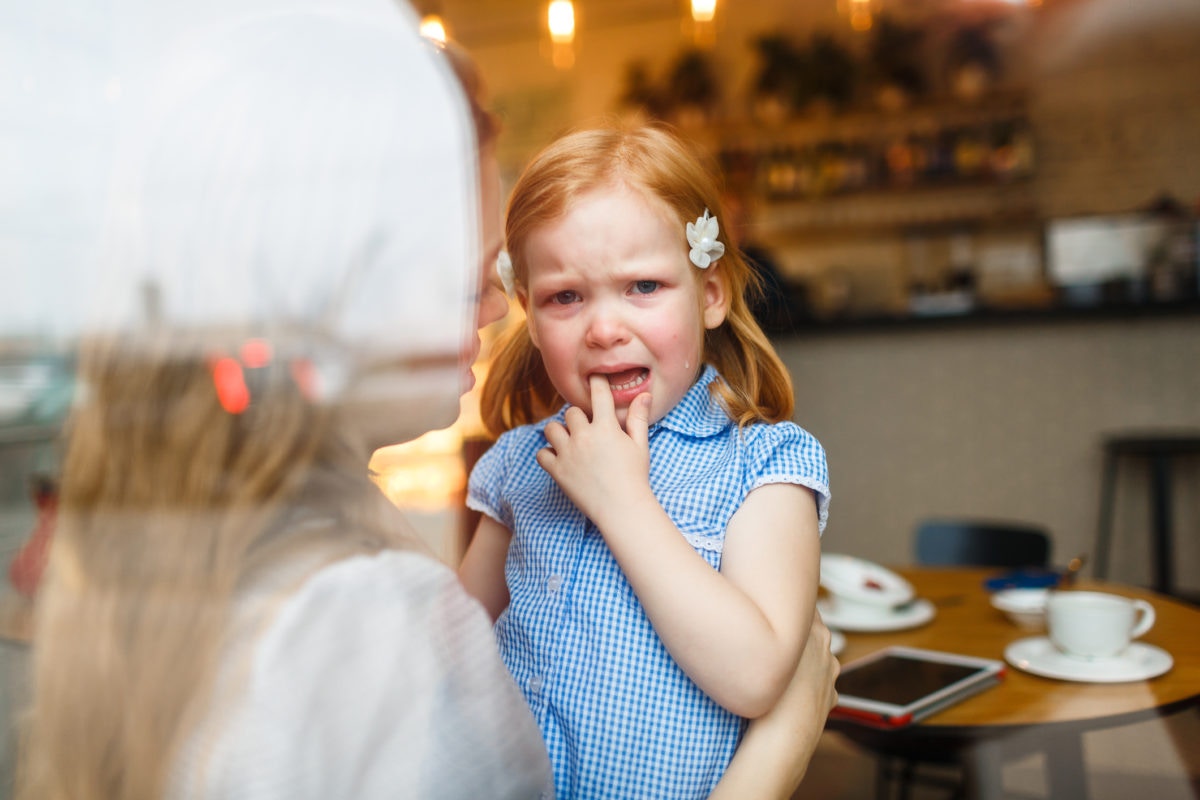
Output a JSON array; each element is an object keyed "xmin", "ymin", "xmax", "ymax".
[{"xmin": 701, "ymin": 264, "xmax": 730, "ymax": 330}]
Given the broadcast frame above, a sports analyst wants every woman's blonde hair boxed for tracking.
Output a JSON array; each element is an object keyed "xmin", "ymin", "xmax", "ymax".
[
  {"xmin": 18, "ymin": 337, "xmax": 410, "ymax": 800},
  {"xmin": 17, "ymin": 26, "xmax": 499, "ymax": 800},
  {"xmin": 440, "ymin": 39, "xmax": 501, "ymax": 151},
  {"xmin": 480, "ymin": 123, "xmax": 794, "ymax": 437}
]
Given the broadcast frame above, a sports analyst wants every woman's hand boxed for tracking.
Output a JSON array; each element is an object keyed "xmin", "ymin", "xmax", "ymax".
[{"xmin": 708, "ymin": 611, "xmax": 840, "ymax": 799}]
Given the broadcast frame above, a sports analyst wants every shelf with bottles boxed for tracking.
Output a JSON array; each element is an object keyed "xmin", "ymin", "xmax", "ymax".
[
  {"xmin": 711, "ymin": 94, "xmax": 1035, "ymax": 207},
  {"xmin": 754, "ymin": 178, "xmax": 1038, "ymax": 241}
]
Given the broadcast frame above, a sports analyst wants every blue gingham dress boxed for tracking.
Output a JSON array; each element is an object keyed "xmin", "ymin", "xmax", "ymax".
[{"xmin": 468, "ymin": 365, "xmax": 830, "ymax": 799}]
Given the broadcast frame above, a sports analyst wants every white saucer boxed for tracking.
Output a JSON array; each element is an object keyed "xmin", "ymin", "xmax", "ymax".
[
  {"xmin": 817, "ymin": 597, "xmax": 936, "ymax": 633},
  {"xmin": 1004, "ymin": 637, "xmax": 1173, "ymax": 683},
  {"xmin": 829, "ymin": 630, "xmax": 846, "ymax": 656}
]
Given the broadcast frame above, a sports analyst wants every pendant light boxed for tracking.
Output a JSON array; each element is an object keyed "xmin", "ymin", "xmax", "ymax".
[
  {"xmin": 548, "ymin": 0, "xmax": 575, "ymax": 69},
  {"xmin": 691, "ymin": 0, "xmax": 717, "ymax": 48}
]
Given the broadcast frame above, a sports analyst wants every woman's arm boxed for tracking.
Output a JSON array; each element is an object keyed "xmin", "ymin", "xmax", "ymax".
[
  {"xmin": 179, "ymin": 552, "xmax": 554, "ymax": 799},
  {"xmin": 708, "ymin": 612, "xmax": 840, "ymax": 800},
  {"xmin": 457, "ymin": 515, "xmax": 512, "ymax": 621}
]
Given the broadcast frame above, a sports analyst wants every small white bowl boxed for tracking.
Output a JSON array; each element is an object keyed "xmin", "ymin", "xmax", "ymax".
[
  {"xmin": 820, "ymin": 553, "xmax": 915, "ymax": 614},
  {"xmin": 991, "ymin": 587, "xmax": 1050, "ymax": 629}
]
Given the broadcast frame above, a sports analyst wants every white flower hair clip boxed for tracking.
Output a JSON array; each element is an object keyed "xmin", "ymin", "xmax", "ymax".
[
  {"xmin": 496, "ymin": 249, "xmax": 515, "ymax": 295},
  {"xmin": 686, "ymin": 209, "xmax": 725, "ymax": 269}
]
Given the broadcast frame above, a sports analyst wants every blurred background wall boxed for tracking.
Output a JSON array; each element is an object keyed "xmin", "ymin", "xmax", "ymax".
[{"xmin": 415, "ymin": 0, "xmax": 1200, "ymax": 592}]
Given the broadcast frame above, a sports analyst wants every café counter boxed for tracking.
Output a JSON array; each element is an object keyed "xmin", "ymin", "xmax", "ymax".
[{"xmin": 778, "ymin": 297, "xmax": 1200, "ymax": 337}]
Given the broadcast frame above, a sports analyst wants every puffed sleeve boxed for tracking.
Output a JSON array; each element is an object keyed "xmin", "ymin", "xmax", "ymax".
[
  {"xmin": 466, "ymin": 430, "xmax": 515, "ymax": 529},
  {"xmin": 173, "ymin": 551, "xmax": 553, "ymax": 800},
  {"xmin": 745, "ymin": 422, "xmax": 831, "ymax": 533}
]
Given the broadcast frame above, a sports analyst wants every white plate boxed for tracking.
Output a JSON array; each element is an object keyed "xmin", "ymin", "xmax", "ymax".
[
  {"xmin": 820, "ymin": 553, "xmax": 915, "ymax": 609},
  {"xmin": 829, "ymin": 629, "xmax": 846, "ymax": 656},
  {"xmin": 818, "ymin": 597, "xmax": 937, "ymax": 633},
  {"xmin": 1004, "ymin": 636, "xmax": 1173, "ymax": 683}
]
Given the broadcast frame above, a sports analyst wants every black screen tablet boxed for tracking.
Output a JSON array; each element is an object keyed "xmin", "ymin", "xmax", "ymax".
[{"xmin": 830, "ymin": 646, "xmax": 1006, "ymax": 728}]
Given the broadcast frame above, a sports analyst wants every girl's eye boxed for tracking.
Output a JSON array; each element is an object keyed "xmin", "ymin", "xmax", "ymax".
[
  {"xmin": 633, "ymin": 280, "xmax": 659, "ymax": 295},
  {"xmin": 552, "ymin": 290, "xmax": 579, "ymax": 305}
]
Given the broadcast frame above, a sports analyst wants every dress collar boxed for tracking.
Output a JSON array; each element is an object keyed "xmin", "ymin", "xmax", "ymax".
[{"xmin": 651, "ymin": 364, "xmax": 730, "ymax": 439}]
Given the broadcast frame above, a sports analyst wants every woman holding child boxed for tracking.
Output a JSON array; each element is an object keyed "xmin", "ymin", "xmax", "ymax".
[{"xmin": 16, "ymin": 1, "xmax": 837, "ymax": 798}]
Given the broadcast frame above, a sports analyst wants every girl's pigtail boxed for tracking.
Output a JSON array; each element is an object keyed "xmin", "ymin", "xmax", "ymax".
[{"xmin": 480, "ymin": 324, "xmax": 561, "ymax": 438}]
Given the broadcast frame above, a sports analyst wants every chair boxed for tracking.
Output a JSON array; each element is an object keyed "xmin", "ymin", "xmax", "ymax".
[
  {"xmin": 1094, "ymin": 430, "xmax": 1200, "ymax": 603},
  {"xmin": 914, "ymin": 519, "xmax": 1050, "ymax": 569},
  {"xmin": 852, "ymin": 518, "xmax": 1053, "ymax": 800}
]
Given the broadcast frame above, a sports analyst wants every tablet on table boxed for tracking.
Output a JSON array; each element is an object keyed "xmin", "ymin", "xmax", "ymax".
[{"xmin": 831, "ymin": 645, "xmax": 1006, "ymax": 729}]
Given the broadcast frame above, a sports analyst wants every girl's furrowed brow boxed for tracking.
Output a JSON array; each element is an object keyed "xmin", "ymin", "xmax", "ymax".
[{"xmin": 606, "ymin": 260, "xmax": 671, "ymax": 281}]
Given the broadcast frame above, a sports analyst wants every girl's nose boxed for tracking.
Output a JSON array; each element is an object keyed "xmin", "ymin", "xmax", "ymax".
[{"xmin": 584, "ymin": 305, "xmax": 631, "ymax": 349}]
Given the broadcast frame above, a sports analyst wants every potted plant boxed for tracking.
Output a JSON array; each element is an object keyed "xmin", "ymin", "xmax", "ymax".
[
  {"xmin": 798, "ymin": 32, "xmax": 858, "ymax": 115},
  {"xmin": 618, "ymin": 60, "xmax": 669, "ymax": 121},
  {"xmin": 664, "ymin": 48, "xmax": 721, "ymax": 127},
  {"xmin": 945, "ymin": 25, "xmax": 1001, "ymax": 103},
  {"xmin": 750, "ymin": 34, "xmax": 802, "ymax": 123},
  {"xmin": 868, "ymin": 16, "xmax": 927, "ymax": 110}
]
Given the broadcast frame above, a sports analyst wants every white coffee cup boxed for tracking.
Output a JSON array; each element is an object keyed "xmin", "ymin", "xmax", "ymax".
[{"xmin": 1046, "ymin": 590, "xmax": 1155, "ymax": 659}]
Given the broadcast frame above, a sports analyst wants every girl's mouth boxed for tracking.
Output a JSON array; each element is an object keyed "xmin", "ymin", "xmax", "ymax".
[{"xmin": 602, "ymin": 368, "xmax": 648, "ymax": 393}]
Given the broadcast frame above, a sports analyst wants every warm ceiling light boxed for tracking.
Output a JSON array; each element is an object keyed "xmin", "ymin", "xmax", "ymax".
[
  {"xmin": 419, "ymin": 14, "xmax": 447, "ymax": 43},
  {"xmin": 848, "ymin": 0, "xmax": 872, "ymax": 31},
  {"xmin": 691, "ymin": 0, "xmax": 716, "ymax": 23},
  {"xmin": 548, "ymin": 0, "xmax": 575, "ymax": 43}
]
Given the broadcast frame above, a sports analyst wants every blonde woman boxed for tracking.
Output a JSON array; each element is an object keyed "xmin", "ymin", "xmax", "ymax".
[
  {"xmin": 16, "ymin": 2, "xmax": 836, "ymax": 798},
  {"xmin": 19, "ymin": 3, "xmax": 549, "ymax": 798}
]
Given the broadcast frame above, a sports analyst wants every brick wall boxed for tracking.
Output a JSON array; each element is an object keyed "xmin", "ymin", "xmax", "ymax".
[{"xmin": 1029, "ymin": 0, "xmax": 1200, "ymax": 217}]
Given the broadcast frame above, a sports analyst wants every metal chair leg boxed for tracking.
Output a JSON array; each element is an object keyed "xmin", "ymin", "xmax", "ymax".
[
  {"xmin": 1149, "ymin": 453, "xmax": 1174, "ymax": 596},
  {"xmin": 897, "ymin": 759, "xmax": 916, "ymax": 800},
  {"xmin": 1095, "ymin": 451, "xmax": 1118, "ymax": 580},
  {"xmin": 875, "ymin": 757, "xmax": 895, "ymax": 800}
]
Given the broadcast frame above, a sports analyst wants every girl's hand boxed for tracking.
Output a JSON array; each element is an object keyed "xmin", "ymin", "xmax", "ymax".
[{"xmin": 536, "ymin": 374, "xmax": 653, "ymax": 524}]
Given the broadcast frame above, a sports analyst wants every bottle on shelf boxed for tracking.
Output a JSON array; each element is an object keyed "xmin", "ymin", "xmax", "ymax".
[{"xmin": 952, "ymin": 127, "xmax": 989, "ymax": 180}]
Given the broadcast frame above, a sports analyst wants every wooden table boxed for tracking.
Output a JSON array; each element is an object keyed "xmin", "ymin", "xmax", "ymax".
[{"xmin": 826, "ymin": 567, "xmax": 1200, "ymax": 799}]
